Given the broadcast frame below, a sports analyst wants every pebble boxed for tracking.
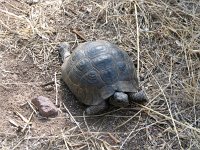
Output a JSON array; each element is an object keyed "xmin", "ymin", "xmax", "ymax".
[
  {"xmin": 32, "ymin": 96, "xmax": 58, "ymax": 118},
  {"xmin": 26, "ymin": 0, "xmax": 40, "ymax": 5}
]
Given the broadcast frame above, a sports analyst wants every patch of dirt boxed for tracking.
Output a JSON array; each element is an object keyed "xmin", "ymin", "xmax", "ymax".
[{"xmin": 0, "ymin": 0, "xmax": 200, "ymax": 149}]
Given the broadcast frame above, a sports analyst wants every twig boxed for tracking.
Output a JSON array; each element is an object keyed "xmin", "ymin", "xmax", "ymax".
[
  {"xmin": 108, "ymin": 133, "xmax": 120, "ymax": 144},
  {"xmin": 55, "ymin": 72, "xmax": 58, "ymax": 106},
  {"xmin": 9, "ymin": 119, "xmax": 23, "ymax": 131},
  {"xmin": 12, "ymin": 138, "xmax": 24, "ymax": 150},
  {"xmin": 9, "ymin": 119, "xmax": 20, "ymax": 127},
  {"xmin": 14, "ymin": 111, "xmax": 29, "ymax": 123},
  {"xmin": 76, "ymin": 145, "xmax": 88, "ymax": 150},
  {"xmin": 139, "ymin": 104, "xmax": 200, "ymax": 134},
  {"xmin": 41, "ymin": 81, "xmax": 55, "ymax": 87},
  {"xmin": 191, "ymin": 50, "xmax": 200, "ymax": 53},
  {"xmin": 0, "ymin": 8, "xmax": 34, "ymax": 34},
  {"xmin": 114, "ymin": 93, "xmax": 161, "ymax": 130},
  {"xmin": 61, "ymin": 130, "xmax": 70, "ymax": 150},
  {"xmin": 0, "ymin": 84, "xmax": 12, "ymax": 90},
  {"xmin": 63, "ymin": 103, "xmax": 90, "ymax": 149},
  {"xmin": 27, "ymin": 101, "xmax": 38, "ymax": 114},
  {"xmin": 71, "ymin": 28, "xmax": 87, "ymax": 41},
  {"xmin": 134, "ymin": 3, "xmax": 140, "ymax": 81},
  {"xmin": 1, "ymin": 82, "xmax": 42, "ymax": 85},
  {"xmin": 153, "ymin": 74, "xmax": 183, "ymax": 149},
  {"xmin": 0, "ymin": 20, "xmax": 18, "ymax": 34},
  {"xmin": 83, "ymin": 111, "xmax": 90, "ymax": 132},
  {"xmin": 22, "ymin": 112, "xmax": 34, "ymax": 133},
  {"xmin": 63, "ymin": 103, "xmax": 80, "ymax": 128},
  {"xmin": 120, "ymin": 114, "xmax": 140, "ymax": 149},
  {"xmin": 103, "ymin": 141, "xmax": 112, "ymax": 150}
]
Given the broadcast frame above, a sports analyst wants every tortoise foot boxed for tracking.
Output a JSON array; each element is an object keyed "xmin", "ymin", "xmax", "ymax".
[
  {"xmin": 129, "ymin": 90, "xmax": 148, "ymax": 103},
  {"xmin": 85, "ymin": 101, "xmax": 108, "ymax": 115}
]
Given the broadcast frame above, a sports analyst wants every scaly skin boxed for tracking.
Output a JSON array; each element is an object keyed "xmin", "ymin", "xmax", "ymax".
[{"xmin": 128, "ymin": 90, "xmax": 148, "ymax": 103}]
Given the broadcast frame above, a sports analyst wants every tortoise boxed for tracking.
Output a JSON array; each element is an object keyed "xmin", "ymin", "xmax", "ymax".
[{"xmin": 58, "ymin": 40, "xmax": 147, "ymax": 115}]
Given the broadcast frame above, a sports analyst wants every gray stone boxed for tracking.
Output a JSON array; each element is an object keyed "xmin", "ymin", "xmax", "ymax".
[{"xmin": 32, "ymin": 96, "xmax": 58, "ymax": 117}]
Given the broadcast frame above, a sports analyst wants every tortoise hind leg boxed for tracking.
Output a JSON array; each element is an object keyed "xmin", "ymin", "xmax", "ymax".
[{"xmin": 85, "ymin": 101, "xmax": 109, "ymax": 115}]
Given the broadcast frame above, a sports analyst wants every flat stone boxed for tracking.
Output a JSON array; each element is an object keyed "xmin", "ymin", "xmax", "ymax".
[
  {"xmin": 32, "ymin": 96, "xmax": 58, "ymax": 117},
  {"xmin": 26, "ymin": 0, "xmax": 40, "ymax": 5}
]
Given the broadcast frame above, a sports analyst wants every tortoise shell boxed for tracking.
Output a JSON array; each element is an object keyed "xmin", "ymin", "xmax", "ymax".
[{"xmin": 61, "ymin": 40, "xmax": 139, "ymax": 105}]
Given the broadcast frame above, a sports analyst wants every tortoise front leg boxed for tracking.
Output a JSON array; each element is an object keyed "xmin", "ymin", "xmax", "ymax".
[
  {"xmin": 128, "ymin": 90, "xmax": 148, "ymax": 103},
  {"xmin": 85, "ymin": 101, "xmax": 109, "ymax": 115}
]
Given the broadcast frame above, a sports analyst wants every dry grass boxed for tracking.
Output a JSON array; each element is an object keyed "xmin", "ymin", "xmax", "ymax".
[{"xmin": 0, "ymin": 0, "xmax": 200, "ymax": 149}]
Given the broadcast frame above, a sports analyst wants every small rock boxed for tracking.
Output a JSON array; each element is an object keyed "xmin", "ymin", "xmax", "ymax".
[
  {"xmin": 26, "ymin": 0, "xmax": 40, "ymax": 5},
  {"xmin": 32, "ymin": 96, "xmax": 58, "ymax": 117}
]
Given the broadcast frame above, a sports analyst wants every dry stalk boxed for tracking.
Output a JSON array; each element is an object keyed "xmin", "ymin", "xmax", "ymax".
[
  {"xmin": 153, "ymin": 74, "xmax": 183, "ymax": 149},
  {"xmin": 134, "ymin": 3, "xmax": 140, "ymax": 81},
  {"xmin": 63, "ymin": 103, "xmax": 90, "ymax": 149},
  {"xmin": 22, "ymin": 111, "xmax": 34, "ymax": 133},
  {"xmin": 54, "ymin": 72, "xmax": 58, "ymax": 106},
  {"xmin": 139, "ymin": 104, "xmax": 200, "ymax": 134}
]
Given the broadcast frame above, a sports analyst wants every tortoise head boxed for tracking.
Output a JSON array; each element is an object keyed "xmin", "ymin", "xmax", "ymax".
[
  {"xmin": 109, "ymin": 92, "xmax": 129, "ymax": 107},
  {"xmin": 58, "ymin": 42, "xmax": 70, "ymax": 62}
]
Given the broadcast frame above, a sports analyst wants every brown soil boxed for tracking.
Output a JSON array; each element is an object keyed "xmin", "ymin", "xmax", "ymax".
[{"xmin": 0, "ymin": 0, "xmax": 200, "ymax": 149}]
